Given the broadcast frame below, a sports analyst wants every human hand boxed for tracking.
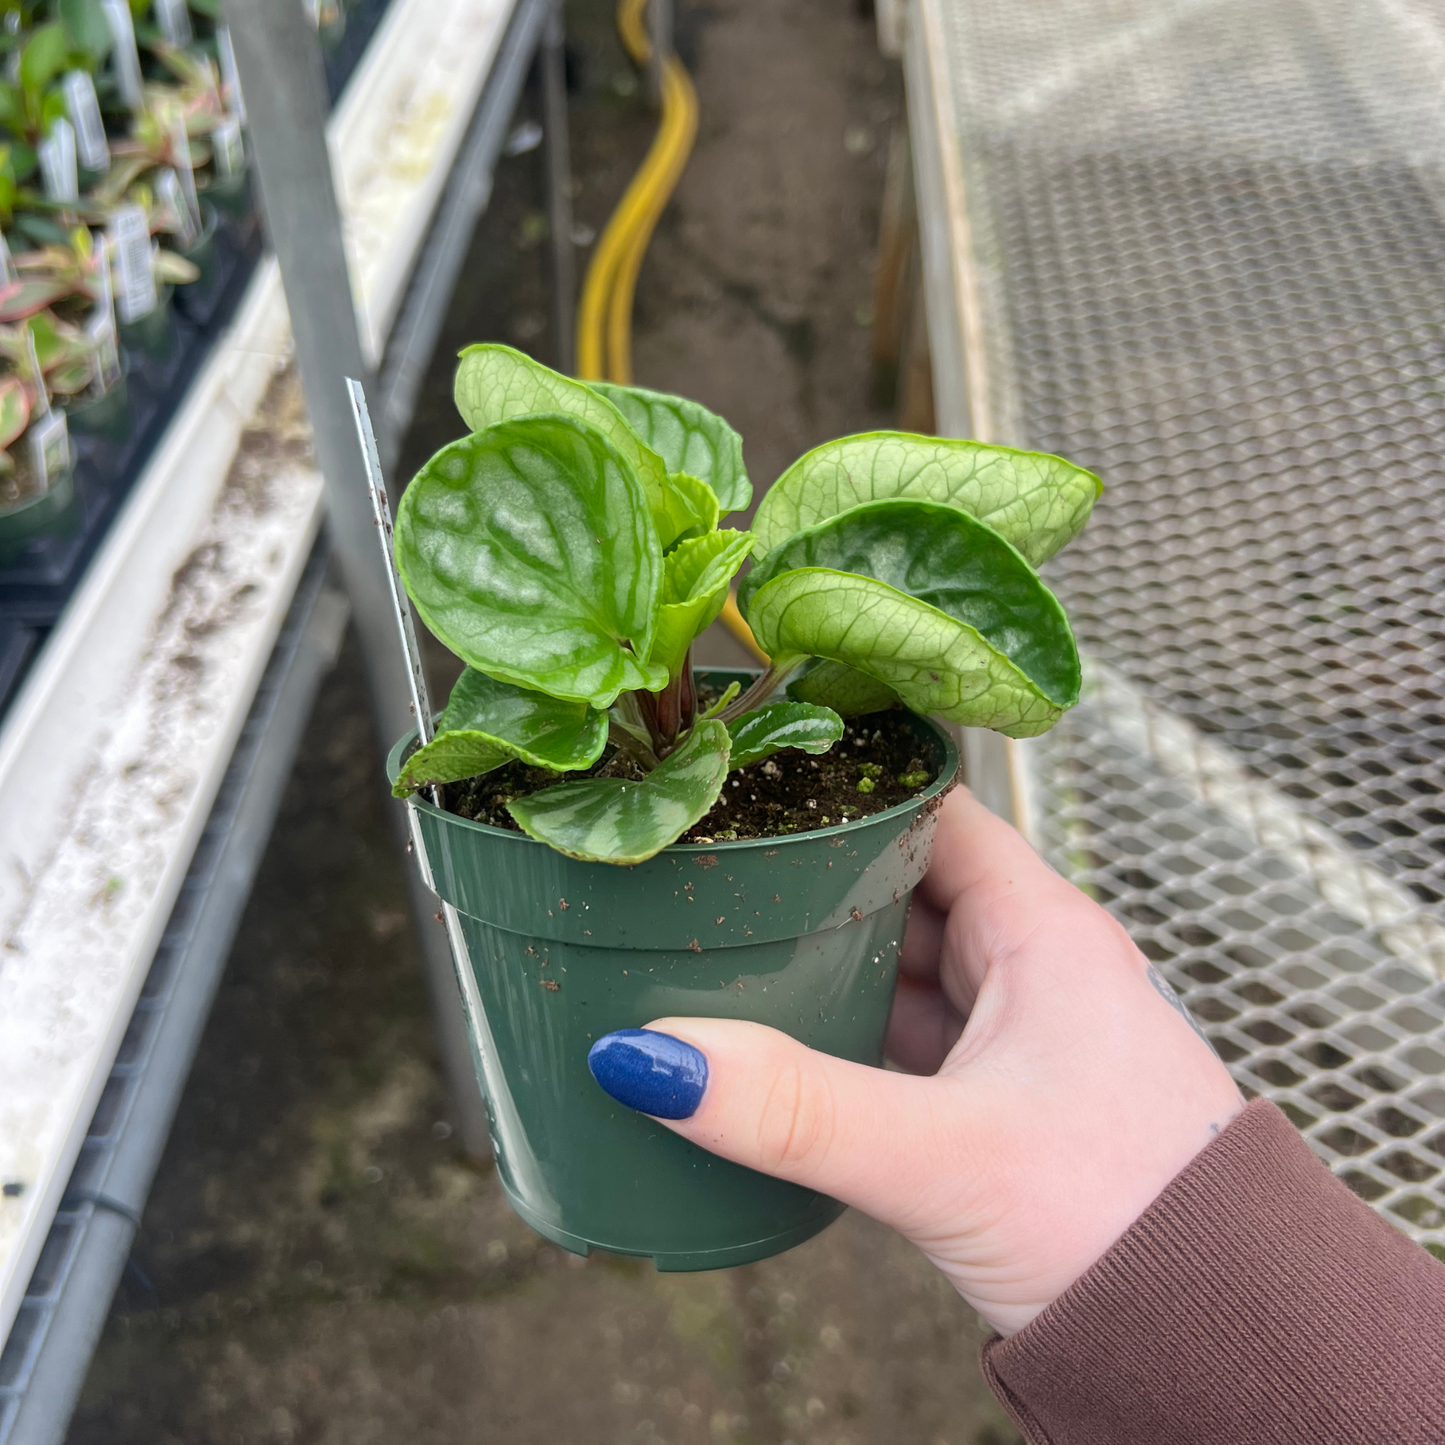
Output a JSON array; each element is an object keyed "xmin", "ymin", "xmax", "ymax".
[{"xmin": 587, "ymin": 786, "xmax": 1243, "ymax": 1336}]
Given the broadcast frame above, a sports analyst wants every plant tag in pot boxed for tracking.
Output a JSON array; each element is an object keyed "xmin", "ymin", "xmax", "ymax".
[
  {"xmin": 216, "ymin": 26, "xmax": 246, "ymax": 124},
  {"xmin": 110, "ymin": 205, "xmax": 157, "ymax": 323},
  {"xmin": 102, "ymin": 0, "xmax": 145, "ymax": 111},
  {"xmin": 212, "ymin": 117, "xmax": 245, "ymax": 179},
  {"xmin": 157, "ymin": 166, "xmax": 199, "ymax": 251},
  {"xmin": 154, "ymin": 0, "xmax": 192, "ymax": 48},
  {"xmin": 88, "ymin": 248, "xmax": 121, "ymax": 393},
  {"xmin": 63, "ymin": 72, "xmax": 109, "ymax": 173},
  {"xmin": 27, "ymin": 411, "xmax": 70, "ymax": 489},
  {"xmin": 0, "ymin": 233, "xmax": 16, "ymax": 286},
  {"xmin": 38, "ymin": 119, "xmax": 78, "ymax": 205}
]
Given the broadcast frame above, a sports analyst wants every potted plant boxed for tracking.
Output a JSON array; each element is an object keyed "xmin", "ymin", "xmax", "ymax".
[{"xmin": 387, "ymin": 345, "xmax": 1099, "ymax": 1268}]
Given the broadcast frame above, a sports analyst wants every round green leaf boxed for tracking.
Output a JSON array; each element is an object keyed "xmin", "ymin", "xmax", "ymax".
[
  {"xmin": 727, "ymin": 702, "xmax": 843, "ymax": 769},
  {"xmin": 395, "ymin": 414, "xmax": 668, "ymax": 709},
  {"xmin": 749, "ymin": 569, "xmax": 1067, "ymax": 737},
  {"xmin": 752, "ymin": 432, "xmax": 1101, "ymax": 566},
  {"xmin": 392, "ymin": 668, "xmax": 607, "ymax": 797},
  {"xmin": 589, "ymin": 381, "xmax": 751, "ymax": 514},
  {"xmin": 740, "ymin": 499, "xmax": 1079, "ymax": 709},
  {"xmin": 787, "ymin": 660, "xmax": 899, "ymax": 717},
  {"xmin": 508, "ymin": 719, "xmax": 732, "ymax": 864},
  {"xmin": 453, "ymin": 344, "xmax": 704, "ymax": 548}
]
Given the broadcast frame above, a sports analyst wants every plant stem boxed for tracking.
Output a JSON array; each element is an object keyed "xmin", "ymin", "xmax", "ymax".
[
  {"xmin": 608, "ymin": 717, "xmax": 659, "ymax": 770},
  {"xmin": 716, "ymin": 655, "xmax": 807, "ymax": 724}
]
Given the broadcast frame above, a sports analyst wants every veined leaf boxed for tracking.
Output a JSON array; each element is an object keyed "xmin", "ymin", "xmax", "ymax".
[
  {"xmin": 589, "ymin": 381, "xmax": 751, "ymax": 514},
  {"xmin": 727, "ymin": 702, "xmax": 843, "ymax": 769},
  {"xmin": 739, "ymin": 499, "xmax": 1079, "ymax": 710},
  {"xmin": 752, "ymin": 432, "xmax": 1101, "ymax": 566},
  {"xmin": 391, "ymin": 668, "xmax": 607, "ymax": 798},
  {"xmin": 452, "ymin": 344, "xmax": 701, "ymax": 548},
  {"xmin": 509, "ymin": 719, "xmax": 731, "ymax": 864},
  {"xmin": 659, "ymin": 470, "xmax": 719, "ymax": 545},
  {"xmin": 750, "ymin": 569, "xmax": 1068, "ymax": 737},
  {"xmin": 648, "ymin": 529, "xmax": 754, "ymax": 675},
  {"xmin": 788, "ymin": 660, "xmax": 899, "ymax": 717},
  {"xmin": 395, "ymin": 414, "xmax": 668, "ymax": 709}
]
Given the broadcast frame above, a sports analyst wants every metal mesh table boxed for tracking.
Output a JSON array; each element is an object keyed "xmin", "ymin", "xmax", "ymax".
[{"xmin": 908, "ymin": 0, "xmax": 1445, "ymax": 1256}]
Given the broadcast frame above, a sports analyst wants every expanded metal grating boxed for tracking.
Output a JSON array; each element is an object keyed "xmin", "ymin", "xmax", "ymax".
[{"xmin": 928, "ymin": 0, "xmax": 1445, "ymax": 1251}]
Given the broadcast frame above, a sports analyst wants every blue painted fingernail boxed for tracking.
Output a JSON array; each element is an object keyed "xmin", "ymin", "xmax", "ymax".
[{"xmin": 587, "ymin": 1029, "xmax": 708, "ymax": 1119}]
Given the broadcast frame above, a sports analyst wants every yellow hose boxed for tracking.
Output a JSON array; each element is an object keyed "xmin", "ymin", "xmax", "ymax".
[
  {"xmin": 577, "ymin": 2, "xmax": 765, "ymax": 662},
  {"xmin": 576, "ymin": 0, "xmax": 699, "ymax": 382}
]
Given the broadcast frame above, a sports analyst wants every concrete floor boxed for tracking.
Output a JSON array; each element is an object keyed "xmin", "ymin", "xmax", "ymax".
[{"xmin": 68, "ymin": 2, "xmax": 1022, "ymax": 1440}]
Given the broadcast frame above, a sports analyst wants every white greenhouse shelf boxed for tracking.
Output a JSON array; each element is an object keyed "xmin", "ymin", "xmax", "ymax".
[{"xmin": 0, "ymin": 0, "xmax": 518, "ymax": 1350}]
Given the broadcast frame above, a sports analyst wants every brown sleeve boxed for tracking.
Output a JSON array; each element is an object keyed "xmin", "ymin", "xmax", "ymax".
[{"xmin": 980, "ymin": 1098, "xmax": 1445, "ymax": 1445}]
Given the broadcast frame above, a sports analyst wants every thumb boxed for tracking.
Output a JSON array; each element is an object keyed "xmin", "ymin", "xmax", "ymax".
[{"xmin": 588, "ymin": 1018, "xmax": 949, "ymax": 1230}]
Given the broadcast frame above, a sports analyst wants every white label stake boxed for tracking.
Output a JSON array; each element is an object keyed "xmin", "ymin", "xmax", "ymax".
[
  {"xmin": 155, "ymin": 0, "xmax": 192, "ymax": 48},
  {"xmin": 63, "ymin": 71, "xmax": 109, "ymax": 173},
  {"xmin": 157, "ymin": 168, "xmax": 199, "ymax": 250},
  {"xmin": 38, "ymin": 118, "xmax": 78, "ymax": 204},
  {"xmin": 88, "ymin": 245, "xmax": 122, "ymax": 393},
  {"xmin": 110, "ymin": 204, "xmax": 157, "ymax": 323},
  {"xmin": 216, "ymin": 26, "xmax": 246, "ymax": 125},
  {"xmin": 102, "ymin": 0, "xmax": 145, "ymax": 110}
]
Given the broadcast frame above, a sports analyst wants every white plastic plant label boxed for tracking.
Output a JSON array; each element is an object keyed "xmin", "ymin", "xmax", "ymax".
[
  {"xmin": 157, "ymin": 167, "xmax": 199, "ymax": 250},
  {"xmin": 62, "ymin": 71, "xmax": 109, "ymax": 173},
  {"xmin": 0, "ymin": 232, "xmax": 15, "ymax": 286},
  {"xmin": 216, "ymin": 26, "xmax": 246, "ymax": 125},
  {"xmin": 110, "ymin": 204, "xmax": 157, "ymax": 323},
  {"xmin": 212, "ymin": 116, "xmax": 245, "ymax": 179},
  {"xmin": 38, "ymin": 118, "xmax": 78, "ymax": 204},
  {"xmin": 169, "ymin": 119, "xmax": 202, "ymax": 230},
  {"xmin": 88, "ymin": 250, "xmax": 121, "ymax": 393},
  {"xmin": 154, "ymin": 0, "xmax": 192, "ymax": 49},
  {"xmin": 27, "ymin": 410, "xmax": 71, "ymax": 491},
  {"xmin": 101, "ymin": 0, "xmax": 145, "ymax": 110}
]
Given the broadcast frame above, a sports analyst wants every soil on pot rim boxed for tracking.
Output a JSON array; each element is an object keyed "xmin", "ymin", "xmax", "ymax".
[{"xmin": 440, "ymin": 710, "xmax": 944, "ymax": 842}]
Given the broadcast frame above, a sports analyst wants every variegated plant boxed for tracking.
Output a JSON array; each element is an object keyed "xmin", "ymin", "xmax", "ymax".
[{"xmin": 392, "ymin": 345, "xmax": 1099, "ymax": 865}]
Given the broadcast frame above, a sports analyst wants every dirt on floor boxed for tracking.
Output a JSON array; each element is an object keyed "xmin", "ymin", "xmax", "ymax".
[{"xmin": 67, "ymin": 2, "xmax": 1022, "ymax": 1441}]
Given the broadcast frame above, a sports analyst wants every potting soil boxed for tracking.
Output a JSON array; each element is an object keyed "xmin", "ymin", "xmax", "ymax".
[{"xmin": 442, "ymin": 710, "xmax": 941, "ymax": 841}]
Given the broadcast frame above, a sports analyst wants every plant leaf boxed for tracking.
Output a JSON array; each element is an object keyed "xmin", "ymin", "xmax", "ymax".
[
  {"xmin": 787, "ymin": 660, "xmax": 899, "ymax": 717},
  {"xmin": 727, "ymin": 702, "xmax": 843, "ymax": 769},
  {"xmin": 508, "ymin": 718, "xmax": 731, "ymax": 864},
  {"xmin": 21, "ymin": 24, "xmax": 70, "ymax": 98},
  {"xmin": 589, "ymin": 381, "xmax": 751, "ymax": 514},
  {"xmin": 395, "ymin": 414, "xmax": 669, "ymax": 709},
  {"xmin": 453, "ymin": 343, "xmax": 704, "ymax": 548},
  {"xmin": 59, "ymin": 0, "xmax": 114, "ymax": 61},
  {"xmin": 648, "ymin": 529, "xmax": 754, "ymax": 675},
  {"xmin": 752, "ymin": 432, "xmax": 1101, "ymax": 566},
  {"xmin": 699, "ymin": 680, "xmax": 740, "ymax": 719},
  {"xmin": 749, "ymin": 568, "xmax": 1069, "ymax": 737},
  {"xmin": 741, "ymin": 499, "xmax": 1079, "ymax": 709},
  {"xmin": 0, "ymin": 374, "xmax": 30, "ymax": 449},
  {"xmin": 391, "ymin": 667, "xmax": 608, "ymax": 797},
  {"xmin": 658, "ymin": 470, "xmax": 719, "ymax": 545}
]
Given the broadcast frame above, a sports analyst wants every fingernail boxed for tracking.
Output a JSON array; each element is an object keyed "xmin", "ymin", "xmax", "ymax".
[{"xmin": 587, "ymin": 1029, "xmax": 708, "ymax": 1120}]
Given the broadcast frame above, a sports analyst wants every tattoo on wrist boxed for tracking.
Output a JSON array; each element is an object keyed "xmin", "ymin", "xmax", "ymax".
[{"xmin": 1147, "ymin": 964, "xmax": 1220, "ymax": 1058}]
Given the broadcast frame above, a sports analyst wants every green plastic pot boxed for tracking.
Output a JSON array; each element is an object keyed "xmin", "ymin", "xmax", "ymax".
[
  {"xmin": 118, "ymin": 286, "xmax": 176, "ymax": 362},
  {"xmin": 64, "ymin": 362, "xmax": 131, "ymax": 444},
  {"xmin": 388, "ymin": 674, "xmax": 958, "ymax": 1270},
  {"xmin": 175, "ymin": 204, "xmax": 220, "ymax": 292},
  {"xmin": 0, "ymin": 464, "xmax": 78, "ymax": 561}
]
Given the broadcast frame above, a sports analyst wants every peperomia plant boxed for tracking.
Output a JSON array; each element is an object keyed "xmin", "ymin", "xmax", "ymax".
[{"xmin": 392, "ymin": 345, "xmax": 1099, "ymax": 865}]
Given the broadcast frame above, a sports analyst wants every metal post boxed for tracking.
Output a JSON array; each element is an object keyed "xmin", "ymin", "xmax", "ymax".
[
  {"xmin": 541, "ymin": 3, "xmax": 576, "ymax": 374},
  {"xmin": 221, "ymin": 0, "xmax": 491, "ymax": 1158}
]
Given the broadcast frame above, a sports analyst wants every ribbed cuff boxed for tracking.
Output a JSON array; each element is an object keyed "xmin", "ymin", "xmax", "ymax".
[{"xmin": 981, "ymin": 1099, "xmax": 1445, "ymax": 1445}]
